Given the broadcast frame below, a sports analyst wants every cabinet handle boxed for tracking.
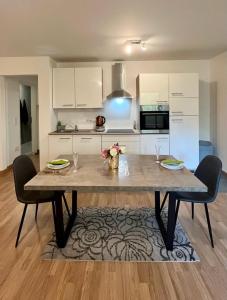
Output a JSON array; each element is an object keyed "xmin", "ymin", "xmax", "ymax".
[
  {"xmin": 81, "ymin": 137, "xmax": 92, "ymax": 140},
  {"xmin": 171, "ymin": 92, "xmax": 184, "ymax": 96},
  {"xmin": 172, "ymin": 118, "xmax": 183, "ymax": 122},
  {"xmin": 156, "ymin": 100, "xmax": 168, "ymax": 103},
  {"xmin": 62, "ymin": 104, "xmax": 73, "ymax": 107},
  {"xmin": 172, "ymin": 111, "xmax": 183, "ymax": 114},
  {"xmin": 77, "ymin": 104, "xmax": 87, "ymax": 107},
  {"xmin": 59, "ymin": 137, "xmax": 71, "ymax": 140}
]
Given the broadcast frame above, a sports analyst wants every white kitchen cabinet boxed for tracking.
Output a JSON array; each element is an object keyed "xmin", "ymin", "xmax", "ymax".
[
  {"xmin": 140, "ymin": 134, "xmax": 169, "ymax": 155},
  {"xmin": 49, "ymin": 135, "xmax": 73, "ymax": 160},
  {"xmin": 53, "ymin": 68, "xmax": 75, "ymax": 108},
  {"xmin": 102, "ymin": 135, "xmax": 140, "ymax": 154},
  {"xmin": 170, "ymin": 98, "xmax": 199, "ymax": 116},
  {"xmin": 73, "ymin": 135, "xmax": 101, "ymax": 154},
  {"xmin": 169, "ymin": 73, "xmax": 199, "ymax": 98},
  {"xmin": 139, "ymin": 74, "xmax": 169, "ymax": 105},
  {"xmin": 75, "ymin": 67, "xmax": 103, "ymax": 108},
  {"xmin": 170, "ymin": 116, "xmax": 199, "ymax": 170}
]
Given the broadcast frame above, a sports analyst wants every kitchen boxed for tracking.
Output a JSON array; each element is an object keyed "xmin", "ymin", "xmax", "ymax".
[
  {"xmin": 49, "ymin": 63, "xmax": 200, "ymax": 170},
  {"xmin": 1, "ymin": 0, "xmax": 227, "ymax": 298}
]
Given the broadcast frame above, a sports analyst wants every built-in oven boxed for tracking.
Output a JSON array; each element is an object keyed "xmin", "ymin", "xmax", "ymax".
[{"xmin": 140, "ymin": 105, "xmax": 169, "ymax": 133}]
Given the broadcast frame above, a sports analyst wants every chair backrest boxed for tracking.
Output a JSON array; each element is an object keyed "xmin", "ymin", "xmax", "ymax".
[
  {"xmin": 13, "ymin": 155, "xmax": 37, "ymax": 202},
  {"xmin": 195, "ymin": 155, "xmax": 222, "ymax": 200}
]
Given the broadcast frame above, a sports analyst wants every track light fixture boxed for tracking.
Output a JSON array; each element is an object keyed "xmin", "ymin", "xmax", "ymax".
[{"xmin": 125, "ymin": 40, "xmax": 147, "ymax": 54}]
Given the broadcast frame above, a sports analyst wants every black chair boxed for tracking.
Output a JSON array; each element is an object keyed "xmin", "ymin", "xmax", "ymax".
[
  {"xmin": 161, "ymin": 155, "xmax": 222, "ymax": 248},
  {"xmin": 13, "ymin": 155, "xmax": 71, "ymax": 247}
]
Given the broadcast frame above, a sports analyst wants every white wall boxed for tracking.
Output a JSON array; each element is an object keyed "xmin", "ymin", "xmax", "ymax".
[
  {"xmin": 0, "ymin": 57, "xmax": 56, "ymax": 170},
  {"xmin": 0, "ymin": 77, "xmax": 8, "ymax": 170},
  {"xmin": 210, "ymin": 51, "xmax": 227, "ymax": 171},
  {"xmin": 57, "ymin": 60, "xmax": 211, "ymax": 140},
  {"xmin": 5, "ymin": 77, "xmax": 21, "ymax": 165}
]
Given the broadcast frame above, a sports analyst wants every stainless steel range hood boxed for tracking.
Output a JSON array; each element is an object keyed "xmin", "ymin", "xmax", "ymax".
[{"xmin": 107, "ymin": 63, "xmax": 132, "ymax": 99}]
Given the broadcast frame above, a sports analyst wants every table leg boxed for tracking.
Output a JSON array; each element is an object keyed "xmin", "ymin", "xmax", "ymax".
[
  {"xmin": 52, "ymin": 191, "xmax": 77, "ymax": 248},
  {"xmin": 155, "ymin": 191, "xmax": 177, "ymax": 251},
  {"xmin": 165, "ymin": 192, "xmax": 177, "ymax": 251},
  {"xmin": 155, "ymin": 191, "xmax": 161, "ymax": 215}
]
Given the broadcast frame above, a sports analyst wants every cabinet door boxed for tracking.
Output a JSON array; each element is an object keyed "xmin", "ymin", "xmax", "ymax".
[
  {"xmin": 169, "ymin": 73, "xmax": 199, "ymax": 98},
  {"xmin": 170, "ymin": 116, "xmax": 199, "ymax": 170},
  {"xmin": 140, "ymin": 134, "xmax": 169, "ymax": 155},
  {"xmin": 53, "ymin": 68, "xmax": 75, "ymax": 108},
  {"xmin": 73, "ymin": 135, "xmax": 101, "ymax": 154},
  {"xmin": 75, "ymin": 67, "xmax": 103, "ymax": 108},
  {"xmin": 170, "ymin": 98, "xmax": 199, "ymax": 116},
  {"xmin": 49, "ymin": 135, "xmax": 73, "ymax": 160},
  {"xmin": 139, "ymin": 74, "xmax": 168, "ymax": 105},
  {"xmin": 102, "ymin": 135, "xmax": 140, "ymax": 154}
]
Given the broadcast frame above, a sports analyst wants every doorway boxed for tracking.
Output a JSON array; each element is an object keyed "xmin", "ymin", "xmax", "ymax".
[
  {"xmin": 5, "ymin": 75, "xmax": 38, "ymax": 166},
  {"xmin": 20, "ymin": 85, "xmax": 32, "ymax": 154}
]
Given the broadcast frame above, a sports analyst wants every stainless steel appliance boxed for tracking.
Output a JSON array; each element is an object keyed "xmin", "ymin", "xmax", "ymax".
[
  {"xmin": 140, "ymin": 105, "xmax": 169, "ymax": 133},
  {"xmin": 107, "ymin": 63, "xmax": 132, "ymax": 99}
]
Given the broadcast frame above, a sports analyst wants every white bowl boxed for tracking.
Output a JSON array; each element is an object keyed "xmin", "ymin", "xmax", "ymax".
[{"xmin": 160, "ymin": 162, "xmax": 184, "ymax": 170}]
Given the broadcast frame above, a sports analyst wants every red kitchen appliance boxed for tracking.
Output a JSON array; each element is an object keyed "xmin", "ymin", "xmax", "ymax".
[{"xmin": 95, "ymin": 115, "xmax": 106, "ymax": 132}]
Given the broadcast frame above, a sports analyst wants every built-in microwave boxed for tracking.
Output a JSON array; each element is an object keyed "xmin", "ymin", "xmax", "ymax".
[{"xmin": 140, "ymin": 105, "xmax": 169, "ymax": 133}]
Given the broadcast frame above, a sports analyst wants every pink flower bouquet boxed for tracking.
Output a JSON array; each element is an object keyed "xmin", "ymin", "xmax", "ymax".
[{"xmin": 101, "ymin": 143, "xmax": 126, "ymax": 159}]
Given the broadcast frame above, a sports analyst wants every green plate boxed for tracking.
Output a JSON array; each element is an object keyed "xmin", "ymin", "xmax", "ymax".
[
  {"xmin": 48, "ymin": 159, "xmax": 69, "ymax": 165},
  {"xmin": 162, "ymin": 159, "xmax": 184, "ymax": 166}
]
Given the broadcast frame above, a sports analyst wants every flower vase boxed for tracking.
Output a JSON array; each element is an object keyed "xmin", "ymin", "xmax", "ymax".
[{"xmin": 109, "ymin": 155, "xmax": 119, "ymax": 169}]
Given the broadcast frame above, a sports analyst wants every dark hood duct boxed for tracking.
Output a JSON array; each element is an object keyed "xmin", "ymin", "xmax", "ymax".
[{"xmin": 107, "ymin": 63, "xmax": 132, "ymax": 99}]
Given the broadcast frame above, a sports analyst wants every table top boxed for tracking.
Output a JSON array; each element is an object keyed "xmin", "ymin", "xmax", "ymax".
[{"xmin": 25, "ymin": 155, "xmax": 207, "ymax": 193}]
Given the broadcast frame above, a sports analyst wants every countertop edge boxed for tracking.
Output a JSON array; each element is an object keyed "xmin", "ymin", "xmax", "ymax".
[{"xmin": 49, "ymin": 131, "xmax": 141, "ymax": 136}]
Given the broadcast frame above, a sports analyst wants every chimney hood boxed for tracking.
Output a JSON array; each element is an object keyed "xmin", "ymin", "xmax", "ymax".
[{"xmin": 107, "ymin": 63, "xmax": 132, "ymax": 99}]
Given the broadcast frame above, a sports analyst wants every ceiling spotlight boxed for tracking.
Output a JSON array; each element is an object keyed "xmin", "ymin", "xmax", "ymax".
[
  {"xmin": 141, "ymin": 42, "xmax": 147, "ymax": 51},
  {"xmin": 125, "ymin": 44, "xmax": 132, "ymax": 55}
]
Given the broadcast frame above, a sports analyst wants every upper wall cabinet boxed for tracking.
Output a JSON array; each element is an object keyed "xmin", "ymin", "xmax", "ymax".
[
  {"xmin": 75, "ymin": 67, "xmax": 103, "ymax": 108},
  {"xmin": 169, "ymin": 73, "xmax": 199, "ymax": 98},
  {"xmin": 53, "ymin": 68, "xmax": 75, "ymax": 108},
  {"xmin": 138, "ymin": 74, "xmax": 169, "ymax": 105}
]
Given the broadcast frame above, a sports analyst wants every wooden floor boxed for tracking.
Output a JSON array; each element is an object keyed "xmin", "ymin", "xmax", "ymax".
[{"xmin": 0, "ymin": 164, "xmax": 227, "ymax": 299}]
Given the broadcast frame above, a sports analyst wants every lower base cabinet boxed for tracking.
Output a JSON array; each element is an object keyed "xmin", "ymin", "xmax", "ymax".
[
  {"xmin": 48, "ymin": 134, "xmax": 171, "ymax": 160},
  {"xmin": 102, "ymin": 135, "xmax": 140, "ymax": 154},
  {"xmin": 73, "ymin": 135, "xmax": 101, "ymax": 154},
  {"xmin": 140, "ymin": 134, "xmax": 170, "ymax": 155},
  {"xmin": 49, "ymin": 135, "xmax": 73, "ymax": 160},
  {"xmin": 170, "ymin": 116, "xmax": 199, "ymax": 170}
]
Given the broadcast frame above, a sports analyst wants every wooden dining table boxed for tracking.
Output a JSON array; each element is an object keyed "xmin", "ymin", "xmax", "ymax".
[{"xmin": 25, "ymin": 154, "xmax": 207, "ymax": 251}]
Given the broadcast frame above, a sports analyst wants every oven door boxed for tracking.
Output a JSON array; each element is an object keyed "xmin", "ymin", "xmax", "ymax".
[{"xmin": 140, "ymin": 111, "xmax": 169, "ymax": 133}]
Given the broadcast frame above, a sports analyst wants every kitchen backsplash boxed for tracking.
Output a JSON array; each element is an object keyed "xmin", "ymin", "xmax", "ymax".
[{"xmin": 56, "ymin": 98, "xmax": 139, "ymax": 129}]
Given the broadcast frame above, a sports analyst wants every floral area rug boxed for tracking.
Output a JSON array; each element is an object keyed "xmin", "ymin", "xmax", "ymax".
[{"xmin": 42, "ymin": 207, "xmax": 199, "ymax": 262}]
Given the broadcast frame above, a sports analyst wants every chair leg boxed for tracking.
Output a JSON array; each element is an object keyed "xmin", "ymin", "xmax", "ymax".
[
  {"xmin": 15, "ymin": 204, "xmax": 28, "ymax": 248},
  {"xmin": 160, "ymin": 192, "xmax": 169, "ymax": 212},
  {"xmin": 204, "ymin": 203, "xmax": 214, "ymax": 248},
  {"xmin": 35, "ymin": 203, "xmax": 39, "ymax": 221},
  {"xmin": 63, "ymin": 194, "xmax": 71, "ymax": 217},
  {"xmin": 191, "ymin": 202, "xmax": 194, "ymax": 219}
]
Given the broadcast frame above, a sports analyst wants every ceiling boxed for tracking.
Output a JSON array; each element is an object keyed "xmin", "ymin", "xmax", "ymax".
[{"xmin": 0, "ymin": 0, "xmax": 227, "ymax": 61}]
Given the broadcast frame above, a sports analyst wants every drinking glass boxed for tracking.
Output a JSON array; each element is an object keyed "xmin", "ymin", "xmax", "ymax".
[
  {"xmin": 155, "ymin": 144, "xmax": 161, "ymax": 163},
  {"xmin": 73, "ymin": 152, "xmax": 79, "ymax": 172}
]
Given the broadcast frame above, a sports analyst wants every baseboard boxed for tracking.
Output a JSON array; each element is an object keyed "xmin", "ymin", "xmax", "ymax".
[{"xmin": 0, "ymin": 164, "xmax": 12, "ymax": 176}]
